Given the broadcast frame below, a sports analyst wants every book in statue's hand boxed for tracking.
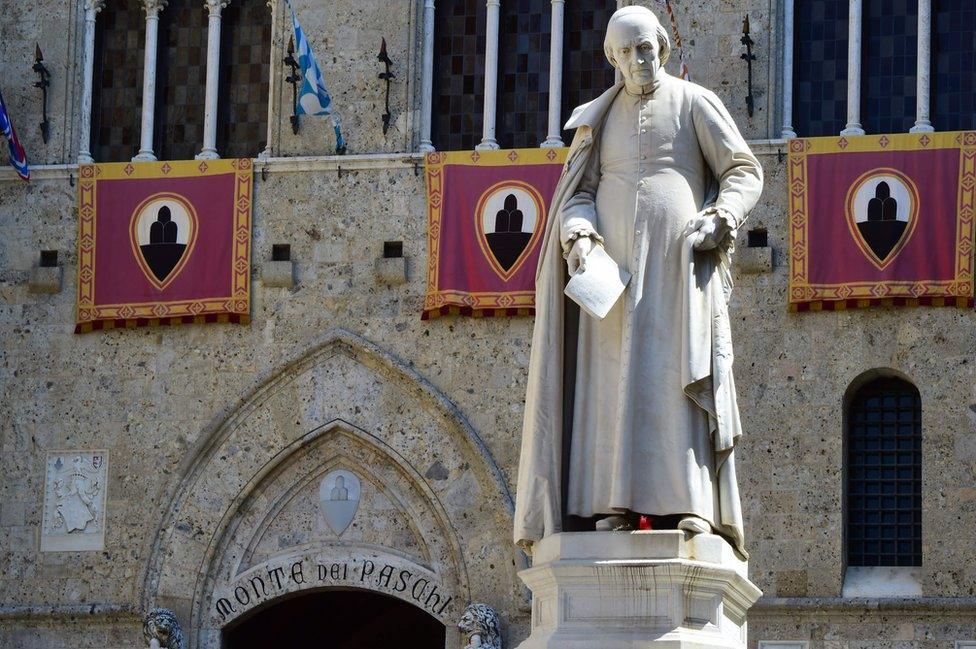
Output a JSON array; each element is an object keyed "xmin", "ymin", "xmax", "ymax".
[{"xmin": 564, "ymin": 245, "xmax": 631, "ymax": 319}]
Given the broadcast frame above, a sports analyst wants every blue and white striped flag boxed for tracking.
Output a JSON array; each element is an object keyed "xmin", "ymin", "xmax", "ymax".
[
  {"xmin": 288, "ymin": 0, "xmax": 346, "ymax": 154},
  {"xmin": 0, "ymin": 88, "xmax": 29, "ymax": 181}
]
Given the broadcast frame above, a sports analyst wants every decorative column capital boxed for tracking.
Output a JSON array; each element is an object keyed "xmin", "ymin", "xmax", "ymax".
[
  {"xmin": 205, "ymin": 0, "xmax": 230, "ymax": 16},
  {"xmin": 84, "ymin": 0, "xmax": 106, "ymax": 15},
  {"xmin": 143, "ymin": 0, "xmax": 168, "ymax": 17}
]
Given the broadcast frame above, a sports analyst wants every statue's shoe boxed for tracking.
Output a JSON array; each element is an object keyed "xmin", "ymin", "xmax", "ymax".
[
  {"xmin": 595, "ymin": 515, "xmax": 632, "ymax": 531},
  {"xmin": 676, "ymin": 515, "xmax": 712, "ymax": 535}
]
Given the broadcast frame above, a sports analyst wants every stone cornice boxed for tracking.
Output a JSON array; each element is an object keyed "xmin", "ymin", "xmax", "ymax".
[
  {"xmin": 0, "ymin": 142, "xmax": 790, "ymax": 184},
  {"xmin": 0, "ymin": 603, "xmax": 140, "ymax": 621},
  {"xmin": 755, "ymin": 596, "xmax": 976, "ymax": 615}
]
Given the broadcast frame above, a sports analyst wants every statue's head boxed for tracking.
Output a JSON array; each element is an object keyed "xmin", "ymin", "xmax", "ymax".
[{"xmin": 604, "ymin": 6, "xmax": 671, "ymax": 89}]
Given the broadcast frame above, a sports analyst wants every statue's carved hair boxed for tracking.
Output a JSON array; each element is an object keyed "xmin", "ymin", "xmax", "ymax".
[{"xmin": 603, "ymin": 6, "xmax": 672, "ymax": 69}]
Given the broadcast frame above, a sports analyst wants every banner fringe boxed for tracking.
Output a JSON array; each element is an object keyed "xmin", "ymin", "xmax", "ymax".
[
  {"xmin": 789, "ymin": 297, "xmax": 973, "ymax": 312},
  {"xmin": 75, "ymin": 313, "xmax": 250, "ymax": 334},
  {"xmin": 421, "ymin": 306, "xmax": 536, "ymax": 321}
]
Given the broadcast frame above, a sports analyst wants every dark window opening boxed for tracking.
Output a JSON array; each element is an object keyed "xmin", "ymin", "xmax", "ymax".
[
  {"xmin": 932, "ymin": 0, "xmax": 976, "ymax": 131},
  {"xmin": 90, "ymin": 0, "xmax": 146, "ymax": 162},
  {"xmin": 794, "ymin": 0, "xmax": 849, "ymax": 136},
  {"xmin": 222, "ymin": 589, "xmax": 446, "ymax": 649},
  {"xmin": 496, "ymin": 0, "xmax": 551, "ymax": 149},
  {"xmin": 862, "ymin": 0, "xmax": 918, "ymax": 135},
  {"xmin": 846, "ymin": 376, "xmax": 922, "ymax": 567},
  {"xmin": 155, "ymin": 0, "xmax": 208, "ymax": 161},
  {"xmin": 40, "ymin": 250, "xmax": 58, "ymax": 268},
  {"xmin": 747, "ymin": 228, "xmax": 768, "ymax": 248},
  {"xmin": 383, "ymin": 241, "xmax": 404, "ymax": 258},
  {"xmin": 218, "ymin": 0, "xmax": 271, "ymax": 158},
  {"xmin": 562, "ymin": 1, "xmax": 617, "ymax": 144},
  {"xmin": 432, "ymin": 0, "xmax": 487, "ymax": 151},
  {"xmin": 272, "ymin": 244, "xmax": 291, "ymax": 261}
]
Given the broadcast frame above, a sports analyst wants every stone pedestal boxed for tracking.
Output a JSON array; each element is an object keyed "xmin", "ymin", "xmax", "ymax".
[{"xmin": 517, "ymin": 531, "xmax": 761, "ymax": 649}]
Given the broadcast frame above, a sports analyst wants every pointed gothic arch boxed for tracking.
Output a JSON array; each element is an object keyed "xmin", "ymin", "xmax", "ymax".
[{"xmin": 140, "ymin": 328, "xmax": 517, "ymax": 648}]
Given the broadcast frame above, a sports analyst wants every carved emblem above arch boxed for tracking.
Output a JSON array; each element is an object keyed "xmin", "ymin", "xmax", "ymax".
[{"xmin": 141, "ymin": 329, "xmax": 518, "ymax": 648}]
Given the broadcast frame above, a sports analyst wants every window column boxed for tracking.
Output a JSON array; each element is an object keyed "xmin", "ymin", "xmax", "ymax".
[
  {"xmin": 133, "ymin": 0, "xmax": 166, "ymax": 161},
  {"xmin": 79, "ymin": 0, "xmax": 106, "ymax": 163},
  {"xmin": 419, "ymin": 0, "xmax": 435, "ymax": 153},
  {"xmin": 260, "ymin": 0, "xmax": 279, "ymax": 159},
  {"xmin": 197, "ymin": 0, "xmax": 230, "ymax": 160},
  {"xmin": 476, "ymin": 0, "xmax": 500, "ymax": 151},
  {"xmin": 841, "ymin": 0, "xmax": 865, "ymax": 135},
  {"xmin": 541, "ymin": 0, "xmax": 565, "ymax": 148},
  {"xmin": 781, "ymin": 0, "xmax": 796, "ymax": 139},
  {"xmin": 910, "ymin": 0, "xmax": 934, "ymax": 133}
]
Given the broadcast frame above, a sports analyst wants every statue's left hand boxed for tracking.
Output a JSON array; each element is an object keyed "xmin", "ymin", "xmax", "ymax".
[{"xmin": 685, "ymin": 209, "xmax": 734, "ymax": 251}]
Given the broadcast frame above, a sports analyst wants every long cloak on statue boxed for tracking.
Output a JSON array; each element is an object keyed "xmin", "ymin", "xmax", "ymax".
[{"xmin": 513, "ymin": 73, "xmax": 763, "ymax": 557}]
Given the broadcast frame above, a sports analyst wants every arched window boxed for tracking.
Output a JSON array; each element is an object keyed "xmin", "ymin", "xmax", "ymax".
[{"xmin": 846, "ymin": 375, "xmax": 921, "ymax": 567}]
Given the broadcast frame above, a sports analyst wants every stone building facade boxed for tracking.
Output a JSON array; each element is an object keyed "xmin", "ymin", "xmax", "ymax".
[{"xmin": 0, "ymin": 0, "xmax": 974, "ymax": 647}]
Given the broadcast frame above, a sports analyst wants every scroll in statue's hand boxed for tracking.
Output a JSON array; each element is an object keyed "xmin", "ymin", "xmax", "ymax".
[
  {"xmin": 685, "ymin": 209, "xmax": 734, "ymax": 251},
  {"xmin": 567, "ymin": 235, "xmax": 594, "ymax": 275}
]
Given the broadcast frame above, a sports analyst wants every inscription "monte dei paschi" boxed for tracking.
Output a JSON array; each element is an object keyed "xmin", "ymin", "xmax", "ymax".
[{"xmin": 214, "ymin": 556, "xmax": 455, "ymax": 622}]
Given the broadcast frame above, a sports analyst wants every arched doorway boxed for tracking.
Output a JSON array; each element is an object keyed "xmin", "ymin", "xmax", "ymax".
[{"xmin": 222, "ymin": 589, "xmax": 446, "ymax": 648}]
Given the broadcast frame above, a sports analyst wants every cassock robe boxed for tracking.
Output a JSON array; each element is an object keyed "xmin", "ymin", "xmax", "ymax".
[{"xmin": 513, "ymin": 73, "xmax": 763, "ymax": 557}]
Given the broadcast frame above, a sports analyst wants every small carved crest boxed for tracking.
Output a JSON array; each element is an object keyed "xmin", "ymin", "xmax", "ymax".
[{"xmin": 318, "ymin": 469, "xmax": 361, "ymax": 537}]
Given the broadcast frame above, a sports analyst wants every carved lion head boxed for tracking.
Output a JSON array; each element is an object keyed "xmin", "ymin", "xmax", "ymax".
[
  {"xmin": 458, "ymin": 603, "xmax": 501, "ymax": 649},
  {"xmin": 143, "ymin": 608, "xmax": 185, "ymax": 649}
]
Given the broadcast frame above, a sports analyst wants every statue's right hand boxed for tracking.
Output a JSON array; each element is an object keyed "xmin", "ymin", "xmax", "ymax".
[{"xmin": 567, "ymin": 236, "xmax": 594, "ymax": 275}]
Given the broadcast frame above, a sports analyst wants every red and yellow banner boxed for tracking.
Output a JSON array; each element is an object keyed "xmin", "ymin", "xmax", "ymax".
[
  {"xmin": 788, "ymin": 131, "xmax": 976, "ymax": 311},
  {"xmin": 75, "ymin": 159, "xmax": 252, "ymax": 332},
  {"xmin": 423, "ymin": 148, "xmax": 566, "ymax": 319}
]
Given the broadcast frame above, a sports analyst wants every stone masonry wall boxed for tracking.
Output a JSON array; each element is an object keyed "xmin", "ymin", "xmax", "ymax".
[{"xmin": 2, "ymin": 0, "xmax": 975, "ymax": 647}]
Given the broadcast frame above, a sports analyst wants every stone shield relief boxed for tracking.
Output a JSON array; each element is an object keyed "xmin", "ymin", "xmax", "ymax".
[{"xmin": 318, "ymin": 469, "xmax": 361, "ymax": 537}]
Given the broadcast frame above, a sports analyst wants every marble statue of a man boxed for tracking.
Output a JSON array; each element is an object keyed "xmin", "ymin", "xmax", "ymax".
[{"xmin": 514, "ymin": 5, "xmax": 762, "ymax": 557}]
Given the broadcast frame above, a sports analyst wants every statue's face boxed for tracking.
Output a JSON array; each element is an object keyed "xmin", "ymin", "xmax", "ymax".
[{"xmin": 607, "ymin": 14, "xmax": 661, "ymax": 87}]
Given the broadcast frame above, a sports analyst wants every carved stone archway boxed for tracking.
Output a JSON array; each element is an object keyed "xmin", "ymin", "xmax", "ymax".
[{"xmin": 141, "ymin": 329, "xmax": 518, "ymax": 648}]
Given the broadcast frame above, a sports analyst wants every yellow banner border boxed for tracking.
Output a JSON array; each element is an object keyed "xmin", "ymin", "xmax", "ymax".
[
  {"xmin": 787, "ymin": 131, "xmax": 976, "ymax": 309},
  {"xmin": 423, "ymin": 148, "xmax": 567, "ymax": 318},
  {"xmin": 75, "ymin": 158, "xmax": 253, "ymax": 331}
]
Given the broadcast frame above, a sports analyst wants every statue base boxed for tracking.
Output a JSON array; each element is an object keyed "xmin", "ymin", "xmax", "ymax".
[{"xmin": 516, "ymin": 531, "xmax": 761, "ymax": 649}]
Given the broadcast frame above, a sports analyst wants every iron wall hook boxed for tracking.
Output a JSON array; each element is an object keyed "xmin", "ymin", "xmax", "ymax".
[
  {"xmin": 283, "ymin": 36, "xmax": 302, "ymax": 135},
  {"xmin": 377, "ymin": 38, "xmax": 395, "ymax": 135},
  {"xmin": 33, "ymin": 44, "xmax": 51, "ymax": 143},
  {"xmin": 740, "ymin": 15, "xmax": 757, "ymax": 118}
]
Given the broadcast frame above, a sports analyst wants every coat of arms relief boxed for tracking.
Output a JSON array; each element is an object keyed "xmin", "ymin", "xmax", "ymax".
[{"xmin": 41, "ymin": 451, "xmax": 108, "ymax": 551}]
